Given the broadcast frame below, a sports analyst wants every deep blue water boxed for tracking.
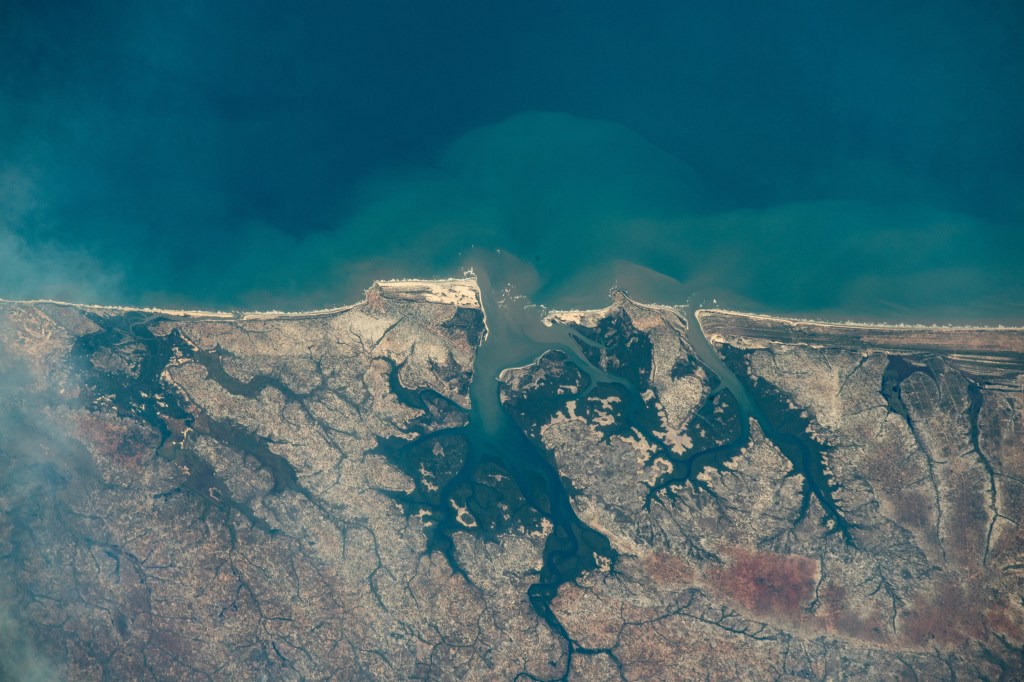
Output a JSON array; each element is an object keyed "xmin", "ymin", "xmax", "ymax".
[
  {"xmin": 1, "ymin": 5, "xmax": 1023, "ymax": 668},
  {"xmin": 1, "ymin": 0, "xmax": 1022, "ymax": 322}
]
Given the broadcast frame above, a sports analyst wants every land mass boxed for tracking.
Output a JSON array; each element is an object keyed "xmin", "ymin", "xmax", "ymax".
[{"xmin": 0, "ymin": 280, "xmax": 1021, "ymax": 680}]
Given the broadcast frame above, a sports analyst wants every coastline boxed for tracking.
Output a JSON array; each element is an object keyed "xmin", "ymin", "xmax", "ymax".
[
  {"xmin": 696, "ymin": 308, "xmax": 1024, "ymax": 387},
  {"xmin": 1, "ymin": 279, "xmax": 1021, "ymax": 337},
  {"xmin": 542, "ymin": 287, "xmax": 685, "ymax": 328},
  {"xmin": 0, "ymin": 276, "xmax": 484, "ymax": 322},
  {"xmin": 696, "ymin": 307, "xmax": 1024, "ymax": 333}
]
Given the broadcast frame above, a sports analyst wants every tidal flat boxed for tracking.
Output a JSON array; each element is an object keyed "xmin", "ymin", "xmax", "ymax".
[{"xmin": 0, "ymin": 272, "xmax": 1021, "ymax": 680}]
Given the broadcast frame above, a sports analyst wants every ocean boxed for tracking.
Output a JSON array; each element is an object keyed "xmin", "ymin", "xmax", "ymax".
[
  {"xmin": 1, "ymin": 1, "xmax": 1022, "ymax": 324},
  {"xmin": 2, "ymin": 2, "xmax": 1023, "ymax": 657}
]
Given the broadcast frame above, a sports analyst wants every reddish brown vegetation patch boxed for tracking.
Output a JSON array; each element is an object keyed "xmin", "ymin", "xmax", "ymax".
[
  {"xmin": 710, "ymin": 549, "xmax": 818, "ymax": 618},
  {"xmin": 72, "ymin": 411, "xmax": 157, "ymax": 462},
  {"xmin": 901, "ymin": 576, "xmax": 1017, "ymax": 647},
  {"xmin": 643, "ymin": 553, "xmax": 695, "ymax": 586},
  {"xmin": 817, "ymin": 583, "xmax": 887, "ymax": 643},
  {"xmin": 983, "ymin": 591, "xmax": 1024, "ymax": 645},
  {"xmin": 890, "ymin": 488, "xmax": 932, "ymax": 533},
  {"xmin": 550, "ymin": 584, "xmax": 627, "ymax": 650}
]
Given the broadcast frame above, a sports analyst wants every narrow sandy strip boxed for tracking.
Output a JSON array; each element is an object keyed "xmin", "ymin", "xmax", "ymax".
[
  {"xmin": 0, "ymin": 276, "xmax": 483, "ymax": 322},
  {"xmin": 696, "ymin": 307, "xmax": 1024, "ymax": 358},
  {"xmin": 697, "ymin": 308, "xmax": 1024, "ymax": 333},
  {"xmin": 542, "ymin": 288, "xmax": 684, "ymax": 328},
  {"xmin": 374, "ymin": 277, "xmax": 482, "ymax": 308}
]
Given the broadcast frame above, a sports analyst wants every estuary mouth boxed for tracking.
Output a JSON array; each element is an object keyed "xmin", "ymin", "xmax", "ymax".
[
  {"xmin": 3, "ymin": 270, "xmax": 1023, "ymax": 679},
  {"xmin": 368, "ymin": 255, "xmax": 858, "ymax": 672},
  {"xmin": 3, "ymin": 3, "xmax": 1023, "ymax": 677}
]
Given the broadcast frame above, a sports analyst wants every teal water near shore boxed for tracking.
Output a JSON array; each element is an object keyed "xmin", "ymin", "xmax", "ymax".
[
  {"xmin": 2, "ymin": 4, "xmax": 1023, "ymax": 675},
  {"xmin": 2, "ymin": 5, "xmax": 1023, "ymax": 325},
  {"xmin": 432, "ymin": 250, "xmax": 863, "ymax": 663}
]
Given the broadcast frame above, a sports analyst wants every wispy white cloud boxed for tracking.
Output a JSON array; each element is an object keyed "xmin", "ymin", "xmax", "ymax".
[{"xmin": 0, "ymin": 168, "xmax": 122, "ymax": 303}]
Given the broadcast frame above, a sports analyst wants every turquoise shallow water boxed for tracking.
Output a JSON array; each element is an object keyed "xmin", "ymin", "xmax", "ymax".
[
  {"xmin": 1, "ymin": 3, "xmax": 1022, "ymax": 324},
  {"xmin": 2, "ymin": 111, "xmax": 1021, "ymax": 324},
  {"xmin": 2, "ymin": 5, "xmax": 1023, "ymax": 674},
  {"xmin": 414, "ymin": 251, "xmax": 861, "ymax": 651}
]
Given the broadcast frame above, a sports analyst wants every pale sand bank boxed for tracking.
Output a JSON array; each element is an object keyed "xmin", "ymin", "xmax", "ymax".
[
  {"xmin": 696, "ymin": 308, "xmax": 1024, "ymax": 350},
  {"xmin": 697, "ymin": 308, "xmax": 1024, "ymax": 333},
  {"xmin": 373, "ymin": 277, "xmax": 482, "ymax": 308},
  {"xmin": 696, "ymin": 308, "xmax": 1024, "ymax": 388},
  {"xmin": 0, "ymin": 276, "xmax": 483, "ymax": 321},
  {"xmin": 542, "ymin": 288, "xmax": 681, "ymax": 328}
]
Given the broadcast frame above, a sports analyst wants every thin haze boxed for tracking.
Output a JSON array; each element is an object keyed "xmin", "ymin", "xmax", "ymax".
[
  {"xmin": 0, "ymin": 2, "xmax": 1022, "ymax": 674},
  {"xmin": 1, "ymin": 1, "xmax": 1022, "ymax": 321}
]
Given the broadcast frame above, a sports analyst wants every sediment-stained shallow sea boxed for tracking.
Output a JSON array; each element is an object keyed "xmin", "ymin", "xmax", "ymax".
[
  {"xmin": 3, "ymin": 3, "xmax": 1024, "ymax": 678},
  {"xmin": 2, "ymin": 4, "xmax": 1022, "ymax": 324}
]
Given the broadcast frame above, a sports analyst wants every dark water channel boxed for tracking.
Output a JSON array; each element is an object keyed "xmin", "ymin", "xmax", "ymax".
[
  {"xmin": 419, "ymin": 260, "xmax": 854, "ymax": 675},
  {"xmin": 680, "ymin": 307, "xmax": 853, "ymax": 541},
  {"xmin": 69, "ymin": 258, "xmax": 855, "ymax": 677}
]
